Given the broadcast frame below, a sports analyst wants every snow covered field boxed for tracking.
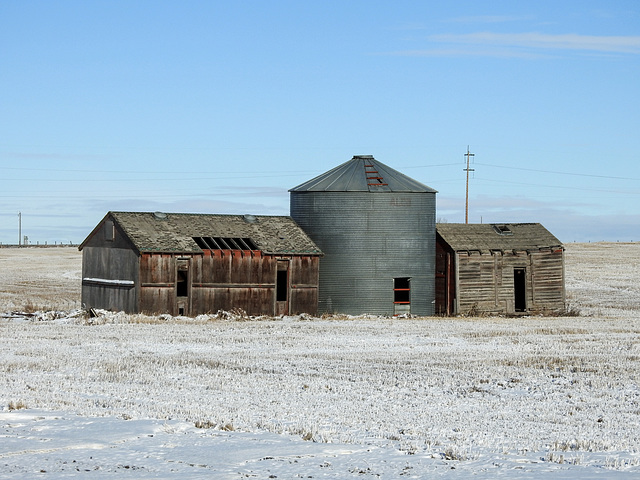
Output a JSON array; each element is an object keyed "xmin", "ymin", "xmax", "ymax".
[{"xmin": 1, "ymin": 243, "xmax": 639, "ymax": 478}]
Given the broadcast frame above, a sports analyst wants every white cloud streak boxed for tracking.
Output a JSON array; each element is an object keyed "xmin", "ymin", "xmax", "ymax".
[
  {"xmin": 448, "ymin": 15, "xmax": 535, "ymax": 24},
  {"xmin": 390, "ymin": 32, "xmax": 640, "ymax": 58},
  {"xmin": 430, "ymin": 32, "xmax": 640, "ymax": 54}
]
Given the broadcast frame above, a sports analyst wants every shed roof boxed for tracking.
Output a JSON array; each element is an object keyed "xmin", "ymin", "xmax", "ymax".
[
  {"xmin": 289, "ymin": 155, "xmax": 437, "ymax": 193},
  {"xmin": 436, "ymin": 223, "xmax": 563, "ymax": 254},
  {"xmin": 80, "ymin": 212, "xmax": 322, "ymax": 255}
]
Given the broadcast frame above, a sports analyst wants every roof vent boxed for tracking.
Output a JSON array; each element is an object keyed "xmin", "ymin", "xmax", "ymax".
[
  {"xmin": 243, "ymin": 214, "xmax": 258, "ymax": 223},
  {"xmin": 153, "ymin": 211, "xmax": 167, "ymax": 220}
]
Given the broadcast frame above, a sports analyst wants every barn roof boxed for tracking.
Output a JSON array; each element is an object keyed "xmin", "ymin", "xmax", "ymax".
[
  {"xmin": 81, "ymin": 212, "xmax": 323, "ymax": 255},
  {"xmin": 436, "ymin": 223, "xmax": 563, "ymax": 254},
  {"xmin": 289, "ymin": 155, "xmax": 437, "ymax": 193}
]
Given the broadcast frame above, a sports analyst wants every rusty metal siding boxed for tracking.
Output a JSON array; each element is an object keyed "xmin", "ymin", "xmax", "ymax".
[{"xmin": 290, "ymin": 191, "xmax": 436, "ymax": 316}]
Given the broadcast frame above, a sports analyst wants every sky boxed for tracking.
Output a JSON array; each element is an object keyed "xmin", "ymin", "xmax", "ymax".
[{"xmin": 1, "ymin": 1, "xmax": 639, "ymax": 245}]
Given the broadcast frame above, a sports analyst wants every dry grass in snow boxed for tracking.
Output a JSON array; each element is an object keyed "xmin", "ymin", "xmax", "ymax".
[{"xmin": 0, "ymin": 242, "xmax": 639, "ymax": 478}]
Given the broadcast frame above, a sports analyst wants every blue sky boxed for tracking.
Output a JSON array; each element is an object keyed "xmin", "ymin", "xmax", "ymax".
[{"xmin": 1, "ymin": 1, "xmax": 639, "ymax": 244}]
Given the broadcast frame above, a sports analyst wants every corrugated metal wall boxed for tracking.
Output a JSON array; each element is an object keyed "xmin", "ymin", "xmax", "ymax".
[{"xmin": 291, "ymin": 191, "xmax": 436, "ymax": 316}]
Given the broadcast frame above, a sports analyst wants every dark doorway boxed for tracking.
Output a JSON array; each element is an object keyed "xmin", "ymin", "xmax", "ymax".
[
  {"xmin": 176, "ymin": 269, "xmax": 189, "ymax": 297},
  {"xmin": 275, "ymin": 261, "xmax": 290, "ymax": 315},
  {"xmin": 176, "ymin": 259, "xmax": 190, "ymax": 316},
  {"xmin": 514, "ymin": 268, "xmax": 526, "ymax": 312},
  {"xmin": 276, "ymin": 270, "xmax": 288, "ymax": 302}
]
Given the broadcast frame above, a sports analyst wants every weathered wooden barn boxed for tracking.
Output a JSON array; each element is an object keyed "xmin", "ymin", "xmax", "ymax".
[
  {"xmin": 79, "ymin": 212, "xmax": 322, "ymax": 316},
  {"xmin": 435, "ymin": 223, "xmax": 564, "ymax": 315}
]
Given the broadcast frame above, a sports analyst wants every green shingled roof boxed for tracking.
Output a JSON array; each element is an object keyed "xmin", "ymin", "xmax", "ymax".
[
  {"xmin": 436, "ymin": 223, "xmax": 563, "ymax": 254},
  {"xmin": 92, "ymin": 212, "xmax": 322, "ymax": 255}
]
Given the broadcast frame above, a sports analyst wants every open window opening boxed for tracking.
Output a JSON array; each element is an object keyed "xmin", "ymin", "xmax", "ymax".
[
  {"xmin": 193, "ymin": 236, "xmax": 258, "ymax": 251},
  {"xmin": 492, "ymin": 224, "xmax": 513, "ymax": 235},
  {"xmin": 394, "ymin": 277, "xmax": 411, "ymax": 315}
]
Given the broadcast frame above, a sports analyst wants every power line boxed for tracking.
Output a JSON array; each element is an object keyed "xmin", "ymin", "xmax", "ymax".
[
  {"xmin": 474, "ymin": 176, "xmax": 640, "ymax": 195},
  {"xmin": 477, "ymin": 162, "xmax": 640, "ymax": 181}
]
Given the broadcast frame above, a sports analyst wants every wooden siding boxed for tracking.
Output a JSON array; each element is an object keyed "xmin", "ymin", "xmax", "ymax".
[
  {"xmin": 80, "ymin": 246, "xmax": 139, "ymax": 313},
  {"xmin": 138, "ymin": 253, "xmax": 176, "ymax": 314},
  {"xmin": 456, "ymin": 249, "xmax": 564, "ymax": 315},
  {"xmin": 137, "ymin": 251, "xmax": 319, "ymax": 316},
  {"xmin": 288, "ymin": 255, "xmax": 319, "ymax": 315},
  {"xmin": 435, "ymin": 240, "xmax": 455, "ymax": 315}
]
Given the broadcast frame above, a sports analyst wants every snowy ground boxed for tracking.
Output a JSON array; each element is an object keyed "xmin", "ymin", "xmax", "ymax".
[{"xmin": 1, "ymin": 243, "xmax": 639, "ymax": 478}]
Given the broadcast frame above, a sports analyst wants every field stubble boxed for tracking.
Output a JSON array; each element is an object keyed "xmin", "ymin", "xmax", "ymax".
[{"xmin": 1, "ymin": 243, "xmax": 639, "ymax": 467}]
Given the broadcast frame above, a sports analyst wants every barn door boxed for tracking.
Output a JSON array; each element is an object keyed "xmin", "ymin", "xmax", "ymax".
[
  {"xmin": 514, "ymin": 268, "xmax": 526, "ymax": 312},
  {"xmin": 176, "ymin": 259, "xmax": 191, "ymax": 316},
  {"xmin": 275, "ymin": 260, "xmax": 290, "ymax": 316}
]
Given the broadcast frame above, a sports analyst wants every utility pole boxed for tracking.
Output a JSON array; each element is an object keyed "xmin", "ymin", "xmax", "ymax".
[
  {"xmin": 18, "ymin": 212, "xmax": 21, "ymax": 246},
  {"xmin": 464, "ymin": 146, "xmax": 475, "ymax": 224}
]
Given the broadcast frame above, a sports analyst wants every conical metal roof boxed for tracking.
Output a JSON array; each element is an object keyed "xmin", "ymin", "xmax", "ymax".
[{"xmin": 289, "ymin": 155, "xmax": 437, "ymax": 193}]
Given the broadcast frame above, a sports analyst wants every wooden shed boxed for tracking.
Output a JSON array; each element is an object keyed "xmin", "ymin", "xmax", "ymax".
[
  {"xmin": 435, "ymin": 223, "xmax": 564, "ymax": 315},
  {"xmin": 79, "ymin": 212, "xmax": 322, "ymax": 316}
]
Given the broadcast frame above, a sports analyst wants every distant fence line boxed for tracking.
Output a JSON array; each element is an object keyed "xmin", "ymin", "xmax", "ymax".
[{"xmin": 0, "ymin": 243, "xmax": 77, "ymax": 248}]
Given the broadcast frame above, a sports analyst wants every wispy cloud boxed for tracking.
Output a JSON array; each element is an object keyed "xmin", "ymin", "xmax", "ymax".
[
  {"xmin": 393, "ymin": 47, "xmax": 546, "ymax": 59},
  {"xmin": 392, "ymin": 15, "xmax": 532, "ymax": 31},
  {"xmin": 447, "ymin": 15, "xmax": 534, "ymax": 24},
  {"xmin": 389, "ymin": 32, "xmax": 640, "ymax": 58},
  {"xmin": 432, "ymin": 32, "xmax": 640, "ymax": 54}
]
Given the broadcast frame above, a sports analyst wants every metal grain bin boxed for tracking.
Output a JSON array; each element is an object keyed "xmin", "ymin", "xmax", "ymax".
[{"xmin": 290, "ymin": 155, "xmax": 437, "ymax": 316}]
